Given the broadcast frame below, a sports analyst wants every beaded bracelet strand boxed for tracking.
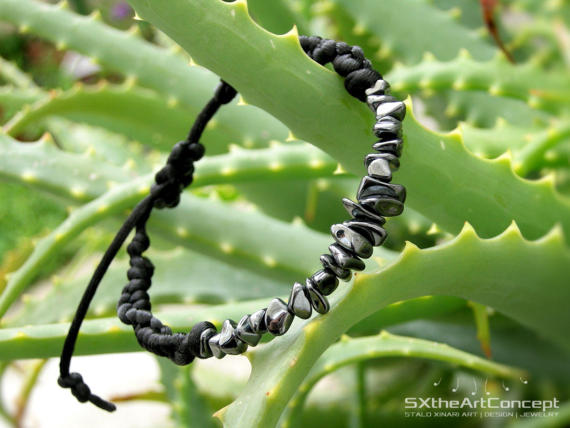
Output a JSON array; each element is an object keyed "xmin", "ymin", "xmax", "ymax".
[{"xmin": 58, "ymin": 35, "xmax": 407, "ymax": 412}]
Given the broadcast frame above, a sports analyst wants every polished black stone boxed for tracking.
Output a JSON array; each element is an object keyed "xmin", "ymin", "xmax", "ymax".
[
  {"xmin": 360, "ymin": 196, "xmax": 404, "ymax": 217},
  {"xmin": 365, "ymin": 79, "xmax": 390, "ymax": 96},
  {"xmin": 265, "ymin": 298, "xmax": 294, "ymax": 336},
  {"xmin": 328, "ymin": 243, "xmax": 365, "ymax": 271},
  {"xmin": 320, "ymin": 254, "xmax": 351, "ymax": 281},
  {"xmin": 366, "ymin": 94, "xmax": 396, "ymax": 112},
  {"xmin": 357, "ymin": 176, "xmax": 406, "ymax": 202},
  {"xmin": 198, "ymin": 327, "xmax": 216, "ymax": 358},
  {"xmin": 357, "ymin": 176, "xmax": 406, "ymax": 217},
  {"xmin": 310, "ymin": 269, "xmax": 339, "ymax": 296},
  {"xmin": 249, "ymin": 308, "xmax": 267, "ymax": 334},
  {"xmin": 219, "ymin": 319, "xmax": 248, "ymax": 355},
  {"xmin": 376, "ymin": 100, "xmax": 406, "ymax": 121},
  {"xmin": 344, "ymin": 219, "xmax": 387, "ymax": 246},
  {"xmin": 208, "ymin": 334, "xmax": 226, "ymax": 359},
  {"xmin": 236, "ymin": 315, "xmax": 262, "ymax": 346},
  {"xmin": 365, "ymin": 153, "xmax": 400, "ymax": 171},
  {"xmin": 306, "ymin": 279, "xmax": 330, "ymax": 314},
  {"xmin": 288, "ymin": 282, "xmax": 312, "ymax": 319},
  {"xmin": 331, "ymin": 223, "xmax": 373, "ymax": 258},
  {"xmin": 372, "ymin": 139, "xmax": 403, "ymax": 157},
  {"xmin": 341, "ymin": 198, "xmax": 386, "ymax": 225},
  {"xmin": 374, "ymin": 116, "xmax": 402, "ymax": 139}
]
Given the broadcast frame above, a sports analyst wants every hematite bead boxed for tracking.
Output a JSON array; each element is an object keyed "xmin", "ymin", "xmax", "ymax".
[
  {"xmin": 198, "ymin": 327, "xmax": 217, "ymax": 358},
  {"xmin": 372, "ymin": 139, "xmax": 403, "ymax": 157},
  {"xmin": 357, "ymin": 176, "xmax": 406, "ymax": 216},
  {"xmin": 265, "ymin": 298, "xmax": 294, "ymax": 336},
  {"xmin": 236, "ymin": 315, "xmax": 262, "ymax": 346},
  {"xmin": 320, "ymin": 254, "xmax": 351, "ymax": 281},
  {"xmin": 208, "ymin": 334, "xmax": 225, "ymax": 359},
  {"xmin": 364, "ymin": 153, "xmax": 399, "ymax": 182},
  {"xmin": 366, "ymin": 93, "xmax": 396, "ymax": 112},
  {"xmin": 306, "ymin": 279, "xmax": 330, "ymax": 314},
  {"xmin": 288, "ymin": 282, "xmax": 312, "ymax": 319},
  {"xmin": 218, "ymin": 319, "xmax": 248, "ymax": 355},
  {"xmin": 249, "ymin": 308, "xmax": 267, "ymax": 334},
  {"xmin": 331, "ymin": 223, "xmax": 373, "ymax": 258},
  {"xmin": 310, "ymin": 269, "xmax": 339, "ymax": 296},
  {"xmin": 365, "ymin": 153, "xmax": 400, "ymax": 171},
  {"xmin": 329, "ymin": 243, "xmax": 365, "ymax": 271},
  {"xmin": 374, "ymin": 116, "xmax": 402, "ymax": 139},
  {"xmin": 344, "ymin": 220, "xmax": 387, "ymax": 246},
  {"xmin": 342, "ymin": 198, "xmax": 386, "ymax": 225},
  {"xmin": 365, "ymin": 79, "xmax": 390, "ymax": 96},
  {"xmin": 376, "ymin": 101, "xmax": 406, "ymax": 121}
]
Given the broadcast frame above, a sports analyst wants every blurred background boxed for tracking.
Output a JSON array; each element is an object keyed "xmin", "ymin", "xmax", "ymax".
[{"xmin": 0, "ymin": 0, "xmax": 569, "ymax": 427}]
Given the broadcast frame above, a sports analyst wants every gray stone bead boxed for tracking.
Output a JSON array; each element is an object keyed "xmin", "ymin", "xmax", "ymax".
[
  {"xmin": 198, "ymin": 327, "xmax": 217, "ymax": 358},
  {"xmin": 376, "ymin": 101, "xmax": 406, "ymax": 121},
  {"xmin": 366, "ymin": 94, "xmax": 397, "ymax": 113},
  {"xmin": 329, "ymin": 243, "xmax": 365, "ymax": 271},
  {"xmin": 357, "ymin": 176, "xmax": 406, "ymax": 216},
  {"xmin": 344, "ymin": 220, "xmax": 387, "ymax": 246},
  {"xmin": 358, "ymin": 176, "xmax": 406, "ymax": 202},
  {"xmin": 305, "ymin": 279, "xmax": 330, "ymax": 314},
  {"xmin": 365, "ymin": 153, "xmax": 400, "ymax": 171},
  {"xmin": 265, "ymin": 298, "xmax": 294, "ymax": 336},
  {"xmin": 288, "ymin": 282, "xmax": 312, "ymax": 319},
  {"xmin": 236, "ymin": 315, "xmax": 262, "ymax": 346},
  {"xmin": 374, "ymin": 116, "xmax": 402, "ymax": 139},
  {"xmin": 365, "ymin": 79, "xmax": 391, "ymax": 96},
  {"xmin": 249, "ymin": 308, "xmax": 267, "ymax": 334},
  {"xmin": 218, "ymin": 319, "xmax": 248, "ymax": 355},
  {"xmin": 208, "ymin": 334, "xmax": 226, "ymax": 359},
  {"xmin": 360, "ymin": 196, "xmax": 404, "ymax": 217},
  {"xmin": 310, "ymin": 269, "xmax": 339, "ymax": 296},
  {"xmin": 320, "ymin": 254, "xmax": 351, "ymax": 281},
  {"xmin": 342, "ymin": 198, "xmax": 386, "ymax": 225},
  {"xmin": 330, "ymin": 223, "xmax": 373, "ymax": 258},
  {"xmin": 372, "ymin": 139, "xmax": 403, "ymax": 157}
]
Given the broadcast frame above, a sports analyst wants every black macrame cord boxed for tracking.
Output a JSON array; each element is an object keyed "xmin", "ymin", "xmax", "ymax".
[{"xmin": 58, "ymin": 35, "xmax": 407, "ymax": 412}]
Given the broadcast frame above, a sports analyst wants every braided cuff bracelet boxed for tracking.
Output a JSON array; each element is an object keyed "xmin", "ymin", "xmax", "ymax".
[{"xmin": 58, "ymin": 35, "xmax": 407, "ymax": 412}]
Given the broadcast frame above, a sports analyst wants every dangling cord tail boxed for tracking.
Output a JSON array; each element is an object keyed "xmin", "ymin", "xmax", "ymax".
[{"xmin": 58, "ymin": 81, "xmax": 237, "ymax": 412}]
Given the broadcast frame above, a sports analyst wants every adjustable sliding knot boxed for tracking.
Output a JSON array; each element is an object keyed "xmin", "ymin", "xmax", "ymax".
[
  {"xmin": 58, "ymin": 372, "xmax": 116, "ymax": 412},
  {"xmin": 151, "ymin": 141, "xmax": 204, "ymax": 209},
  {"xmin": 299, "ymin": 35, "xmax": 381, "ymax": 101}
]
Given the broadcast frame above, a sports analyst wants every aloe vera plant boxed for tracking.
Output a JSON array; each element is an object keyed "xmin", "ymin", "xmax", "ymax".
[{"xmin": 0, "ymin": 0, "xmax": 569, "ymax": 427}]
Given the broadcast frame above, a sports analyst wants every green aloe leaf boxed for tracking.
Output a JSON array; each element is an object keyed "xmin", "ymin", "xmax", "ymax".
[
  {"xmin": 280, "ymin": 331, "xmax": 525, "ymax": 426},
  {"xmin": 124, "ymin": 0, "xmax": 570, "ymax": 242},
  {"xmin": 0, "ymin": 293, "xmax": 458, "ymax": 359},
  {"xmin": 217, "ymin": 223, "xmax": 569, "ymax": 427},
  {"xmin": 330, "ymin": 0, "xmax": 496, "ymax": 64},
  {"xmin": 4, "ymin": 248, "xmax": 290, "ymax": 327},
  {"xmin": 387, "ymin": 54, "xmax": 570, "ymax": 115},
  {"xmin": 0, "ymin": 0, "xmax": 289, "ymax": 149}
]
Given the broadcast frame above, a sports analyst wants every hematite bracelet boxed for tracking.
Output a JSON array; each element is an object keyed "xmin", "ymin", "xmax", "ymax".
[{"xmin": 58, "ymin": 35, "xmax": 406, "ymax": 412}]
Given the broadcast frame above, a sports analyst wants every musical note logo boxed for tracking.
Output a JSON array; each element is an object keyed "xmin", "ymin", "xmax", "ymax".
[
  {"xmin": 471, "ymin": 378, "xmax": 477, "ymax": 396},
  {"xmin": 502, "ymin": 380, "xmax": 510, "ymax": 392},
  {"xmin": 520, "ymin": 377, "xmax": 528, "ymax": 384},
  {"xmin": 484, "ymin": 378, "xmax": 491, "ymax": 395},
  {"xmin": 433, "ymin": 378, "xmax": 442, "ymax": 387},
  {"xmin": 451, "ymin": 378, "xmax": 460, "ymax": 392}
]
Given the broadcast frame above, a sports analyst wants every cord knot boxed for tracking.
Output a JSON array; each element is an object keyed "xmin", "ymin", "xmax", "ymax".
[{"xmin": 58, "ymin": 372, "xmax": 116, "ymax": 412}]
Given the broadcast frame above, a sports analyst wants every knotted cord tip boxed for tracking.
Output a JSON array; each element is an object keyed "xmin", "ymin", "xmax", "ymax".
[{"xmin": 58, "ymin": 372, "xmax": 116, "ymax": 412}]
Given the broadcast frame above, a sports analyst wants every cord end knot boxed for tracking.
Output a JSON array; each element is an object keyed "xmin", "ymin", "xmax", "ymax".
[{"xmin": 58, "ymin": 372, "xmax": 116, "ymax": 412}]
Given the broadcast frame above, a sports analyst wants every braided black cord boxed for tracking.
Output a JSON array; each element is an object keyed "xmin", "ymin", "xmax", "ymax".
[
  {"xmin": 59, "ymin": 35, "xmax": 406, "ymax": 412},
  {"xmin": 58, "ymin": 81, "xmax": 237, "ymax": 412}
]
